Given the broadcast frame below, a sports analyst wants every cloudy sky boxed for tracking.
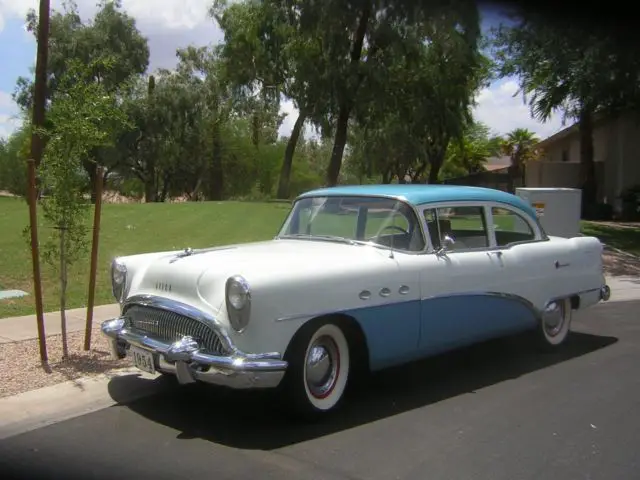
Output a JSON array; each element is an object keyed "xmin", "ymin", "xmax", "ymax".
[{"xmin": 0, "ymin": 0, "xmax": 566, "ymax": 142}]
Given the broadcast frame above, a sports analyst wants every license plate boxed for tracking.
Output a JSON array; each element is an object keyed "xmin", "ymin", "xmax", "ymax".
[{"xmin": 130, "ymin": 346, "xmax": 155, "ymax": 374}]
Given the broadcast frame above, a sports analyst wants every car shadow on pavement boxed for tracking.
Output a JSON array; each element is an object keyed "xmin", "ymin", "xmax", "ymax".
[{"xmin": 107, "ymin": 330, "xmax": 617, "ymax": 450}]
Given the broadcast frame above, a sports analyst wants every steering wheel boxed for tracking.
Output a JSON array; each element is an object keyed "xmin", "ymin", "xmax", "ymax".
[{"xmin": 368, "ymin": 224, "xmax": 409, "ymax": 242}]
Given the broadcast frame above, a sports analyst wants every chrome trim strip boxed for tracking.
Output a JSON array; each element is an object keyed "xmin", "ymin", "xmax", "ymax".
[{"xmin": 275, "ymin": 286, "xmax": 608, "ymax": 323}]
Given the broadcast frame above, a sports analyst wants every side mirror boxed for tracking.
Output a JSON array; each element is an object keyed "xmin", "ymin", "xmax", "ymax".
[{"xmin": 436, "ymin": 234, "xmax": 455, "ymax": 256}]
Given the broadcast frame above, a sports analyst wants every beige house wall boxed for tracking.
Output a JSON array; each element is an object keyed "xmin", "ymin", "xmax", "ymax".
[{"xmin": 529, "ymin": 112, "xmax": 640, "ymax": 213}]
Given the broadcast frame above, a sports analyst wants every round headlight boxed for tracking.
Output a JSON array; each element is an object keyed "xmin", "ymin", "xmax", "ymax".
[
  {"xmin": 111, "ymin": 259, "xmax": 127, "ymax": 302},
  {"xmin": 112, "ymin": 260, "xmax": 127, "ymax": 284},
  {"xmin": 226, "ymin": 275, "xmax": 250, "ymax": 310}
]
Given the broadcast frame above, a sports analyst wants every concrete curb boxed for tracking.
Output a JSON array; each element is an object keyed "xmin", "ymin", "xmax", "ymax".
[{"xmin": 0, "ymin": 367, "xmax": 173, "ymax": 440}]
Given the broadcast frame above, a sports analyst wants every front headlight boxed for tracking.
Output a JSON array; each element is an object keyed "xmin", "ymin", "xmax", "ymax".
[
  {"xmin": 111, "ymin": 258, "xmax": 127, "ymax": 303},
  {"xmin": 225, "ymin": 275, "xmax": 251, "ymax": 332}
]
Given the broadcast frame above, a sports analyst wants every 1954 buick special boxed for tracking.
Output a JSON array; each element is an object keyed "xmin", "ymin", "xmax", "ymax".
[{"xmin": 102, "ymin": 185, "xmax": 611, "ymax": 416}]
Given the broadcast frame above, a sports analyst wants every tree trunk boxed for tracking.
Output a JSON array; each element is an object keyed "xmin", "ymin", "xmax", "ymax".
[
  {"xmin": 208, "ymin": 123, "xmax": 224, "ymax": 201},
  {"xmin": 579, "ymin": 108, "xmax": 597, "ymax": 210},
  {"xmin": 507, "ymin": 164, "xmax": 516, "ymax": 193},
  {"xmin": 276, "ymin": 111, "xmax": 306, "ymax": 199},
  {"xmin": 144, "ymin": 156, "xmax": 157, "ymax": 203},
  {"xmin": 325, "ymin": 3, "xmax": 371, "ymax": 187},
  {"xmin": 382, "ymin": 168, "xmax": 393, "ymax": 184},
  {"xmin": 428, "ymin": 164, "xmax": 442, "ymax": 184},
  {"xmin": 326, "ymin": 105, "xmax": 351, "ymax": 186},
  {"xmin": 59, "ymin": 226, "xmax": 68, "ymax": 359},
  {"xmin": 83, "ymin": 158, "xmax": 98, "ymax": 204},
  {"xmin": 30, "ymin": 0, "xmax": 51, "ymax": 170}
]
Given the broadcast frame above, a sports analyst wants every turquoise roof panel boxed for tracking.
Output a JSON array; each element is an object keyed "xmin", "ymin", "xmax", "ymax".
[{"xmin": 297, "ymin": 184, "xmax": 538, "ymax": 220}]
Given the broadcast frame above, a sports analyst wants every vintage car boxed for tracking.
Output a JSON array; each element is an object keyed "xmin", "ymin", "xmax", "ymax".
[{"xmin": 101, "ymin": 184, "xmax": 611, "ymax": 416}]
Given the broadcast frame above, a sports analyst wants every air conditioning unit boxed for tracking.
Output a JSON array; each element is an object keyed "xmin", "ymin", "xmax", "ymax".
[{"xmin": 516, "ymin": 187, "xmax": 582, "ymax": 238}]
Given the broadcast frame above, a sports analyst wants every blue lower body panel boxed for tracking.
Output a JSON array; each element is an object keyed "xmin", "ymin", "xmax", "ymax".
[{"xmin": 350, "ymin": 293, "xmax": 539, "ymax": 371}]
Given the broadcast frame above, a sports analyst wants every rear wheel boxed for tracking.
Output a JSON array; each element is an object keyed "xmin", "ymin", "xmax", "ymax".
[
  {"xmin": 281, "ymin": 320, "xmax": 351, "ymax": 418},
  {"xmin": 536, "ymin": 298, "xmax": 572, "ymax": 349}
]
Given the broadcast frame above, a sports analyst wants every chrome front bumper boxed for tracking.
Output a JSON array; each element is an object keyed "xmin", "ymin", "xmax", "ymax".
[{"xmin": 101, "ymin": 317, "xmax": 288, "ymax": 389}]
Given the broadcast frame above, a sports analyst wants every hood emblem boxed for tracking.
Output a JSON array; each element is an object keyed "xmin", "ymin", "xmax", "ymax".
[
  {"xmin": 170, "ymin": 247, "xmax": 194, "ymax": 263},
  {"xmin": 155, "ymin": 282, "xmax": 172, "ymax": 292}
]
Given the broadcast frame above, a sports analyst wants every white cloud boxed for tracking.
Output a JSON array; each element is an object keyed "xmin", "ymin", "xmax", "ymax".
[
  {"xmin": 0, "ymin": 90, "xmax": 19, "ymax": 139},
  {"xmin": 0, "ymin": 0, "xmax": 214, "ymax": 30},
  {"xmin": 472, "ymin": 79, "xmax": 566, "ymax": 139},
  {"xmin": 0, "ymin": 90, "xmax": 12, "ymax": 109}
]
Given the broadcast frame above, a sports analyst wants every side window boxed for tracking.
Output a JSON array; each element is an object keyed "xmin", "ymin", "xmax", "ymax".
[
  {"xmin": 491, "ymin": 207, "xmax": 536, "ymax": 246},
  {"xmin": 424, "ymin": 205, "xmax": 489, "ymax": 251}
]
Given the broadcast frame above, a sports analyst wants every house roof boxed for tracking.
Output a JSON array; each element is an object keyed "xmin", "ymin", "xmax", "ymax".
[
  {"xmin": 535, "ymin": 110, "xmax": 613, "ymax": 149},
  {"xmin": 297, "ymin": 184, "xmax": 537, "ymax": 219}
]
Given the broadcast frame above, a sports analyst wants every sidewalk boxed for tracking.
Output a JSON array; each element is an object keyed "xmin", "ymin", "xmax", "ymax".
[
  {"xmin": 0, "ymin": 303, "xmax": 120, "ymax": 344},
  {"xmin": 605, "ymin": 275, "xmax": 640, "ymax": 303}
]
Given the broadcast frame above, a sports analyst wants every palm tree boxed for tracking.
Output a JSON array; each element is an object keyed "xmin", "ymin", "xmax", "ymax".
[{"xmin": 501, "ymin": 128, "xmax": 540, "ymax": 192}]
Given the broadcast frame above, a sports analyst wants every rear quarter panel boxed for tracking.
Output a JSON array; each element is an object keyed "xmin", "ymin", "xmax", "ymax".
[{"xmin": 502, "ymin": 235, "xmax": 604, "ymax": 310}]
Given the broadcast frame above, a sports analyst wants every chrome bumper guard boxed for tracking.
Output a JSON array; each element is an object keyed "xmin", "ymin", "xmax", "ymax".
[{"xmin": 101, "ymin": 317, "xmax": 288, "ymax": 389}]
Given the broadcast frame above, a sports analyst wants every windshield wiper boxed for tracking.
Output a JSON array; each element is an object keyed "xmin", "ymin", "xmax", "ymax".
[{"xmin": 280, "ymin": 234, "xmax": 362, "ymax": 246}]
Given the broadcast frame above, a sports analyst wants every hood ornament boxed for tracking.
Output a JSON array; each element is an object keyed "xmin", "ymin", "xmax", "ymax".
[{"xmin": 169, "ymin": 247, "xmax": 194, "ymax": 263}]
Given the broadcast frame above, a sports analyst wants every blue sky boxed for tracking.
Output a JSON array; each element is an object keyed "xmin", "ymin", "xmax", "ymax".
[{"xmin": 0, "ymin": 0, "xmax": 565, "ymax": 141}]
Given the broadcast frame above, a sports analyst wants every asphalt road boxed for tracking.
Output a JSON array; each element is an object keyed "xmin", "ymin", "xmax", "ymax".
[{"xmin": 2, "ymin": 300, "xmax": 639, "ymax": 480}]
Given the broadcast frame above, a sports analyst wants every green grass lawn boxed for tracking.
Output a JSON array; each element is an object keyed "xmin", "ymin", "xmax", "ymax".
[
  {"xmin": 0, "ymin": 197, "xmax": 292, "ymax": 319},
  {"xmin": 581, "ymin": 221, "xmax": 640, "ymax": 257}
]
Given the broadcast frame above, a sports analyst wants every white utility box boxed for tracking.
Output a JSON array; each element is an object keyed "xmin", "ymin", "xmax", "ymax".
[{"xmin": 515, "ymin": 187, "xmax": 582, "ymax": 238}]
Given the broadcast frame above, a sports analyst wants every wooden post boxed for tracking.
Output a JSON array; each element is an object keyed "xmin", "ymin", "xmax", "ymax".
[
  {"xmin": 31, "ymin": 0, "xmax": 51, "ymax": 170},
  {"xmin": 27, "ymin": 159, "xmax": 48, "ymax": 363},
  {"xmin": 84, "ymin": 165, "xmax": 104, "ymax": 350}
]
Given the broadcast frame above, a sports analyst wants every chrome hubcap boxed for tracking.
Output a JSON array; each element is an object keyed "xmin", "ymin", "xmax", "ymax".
[
  {"xmin": 305, "ymin": 335, "xmax": 339, "ymax": 399},
  {"xmin": 543, "ymin": 301, "xmax": 565, "ymax": 337}
]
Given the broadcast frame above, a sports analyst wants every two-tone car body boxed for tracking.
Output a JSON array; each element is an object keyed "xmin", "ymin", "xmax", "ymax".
[{"xmin": 102, "ymin": 185, "xmax": 611, "ymax": 415}]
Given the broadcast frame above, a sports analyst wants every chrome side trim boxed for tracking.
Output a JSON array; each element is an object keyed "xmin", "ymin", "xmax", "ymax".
[{"xmin": 275, "ymin": 286, "xmax": 609, "ymax": 323}]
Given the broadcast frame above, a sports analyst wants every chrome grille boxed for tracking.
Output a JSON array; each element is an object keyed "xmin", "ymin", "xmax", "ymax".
[{"xmin": 123, "ymin": 304, "xmax": 228, "ymax": 355}]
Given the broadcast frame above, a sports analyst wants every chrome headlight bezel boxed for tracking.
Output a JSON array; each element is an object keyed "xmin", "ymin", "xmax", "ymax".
[
  {"xmin": 225, "ymin": 275, "xmax": 251, "ymax": 332},
  {"xmin": 111, "ymin": 258, "xmax": 128, "ymax": 303}
]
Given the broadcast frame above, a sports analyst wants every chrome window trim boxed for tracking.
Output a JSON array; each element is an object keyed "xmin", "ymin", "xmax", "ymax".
[
  {"xmin": 275, "ymin": 194, "xmax": 430, "ymax": 256},
  {"xmin": 418, "ymin": 200, "xmax": 549, "ymax": 255}
]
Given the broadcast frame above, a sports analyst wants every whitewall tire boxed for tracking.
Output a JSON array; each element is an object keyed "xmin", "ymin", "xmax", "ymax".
[
  {"xmin": 537, "ymin": 298, "xmax": 572, "ymax": 348},
  {"xmin": 281, "ymin": 320, "xmax": 352, "ymax": 417}
]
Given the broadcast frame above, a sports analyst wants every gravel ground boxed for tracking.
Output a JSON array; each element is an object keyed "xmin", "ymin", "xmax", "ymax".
[
  {"xmin": 602, "ymin": 247, "xmax": 640, "ymax": 277},
  {"xmin": 0, "ymin": 328, "xmax": 129, "ymax": 399}
]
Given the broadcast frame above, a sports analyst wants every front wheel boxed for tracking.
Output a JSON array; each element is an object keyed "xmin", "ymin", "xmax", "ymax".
[
  {"xmin": 280, "ymin": 320, "xmax": 351, "ymax": 418},
  {"xmin": 536, "ymin": 297, "xmax": 572, "ymax": 349}
]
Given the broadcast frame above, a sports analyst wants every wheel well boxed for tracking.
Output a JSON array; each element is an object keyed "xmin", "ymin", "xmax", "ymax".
[
  {"xmin": 285, "ymin": 313, "xmax": 371, "ymax": 375},
  {"xmin": 570, "ymin": 295, "xmax": 580, "ymax": 310}
]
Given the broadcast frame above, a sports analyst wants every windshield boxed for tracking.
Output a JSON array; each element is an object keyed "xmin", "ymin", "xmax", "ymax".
[{"xmin": 277, "ymin": 195, "xmax": 426, "ymax": 252}]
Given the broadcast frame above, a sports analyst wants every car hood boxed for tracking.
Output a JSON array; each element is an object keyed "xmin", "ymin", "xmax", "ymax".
[{"xmin": 128, "ymin": 239, "xmax": 397, "ymax": 313}]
